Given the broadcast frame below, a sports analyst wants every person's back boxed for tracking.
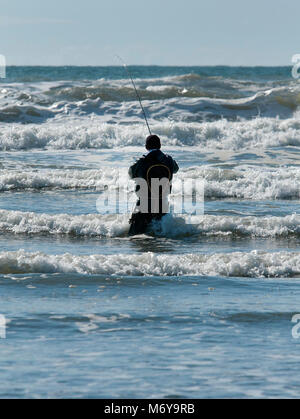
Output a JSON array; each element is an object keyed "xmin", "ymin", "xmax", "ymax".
[{"xmin": 128, "ymin": 135, "xmax": 179, "ymax": 236}]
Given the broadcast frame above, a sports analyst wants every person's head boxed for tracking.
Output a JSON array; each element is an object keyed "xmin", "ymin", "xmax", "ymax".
[{"xmin": 145, "ymin": 135, "xmax": 161, "ymax": 151}]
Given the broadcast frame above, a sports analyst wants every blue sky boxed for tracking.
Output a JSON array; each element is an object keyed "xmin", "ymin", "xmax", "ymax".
[{"xmin": 0, "ymin": 0, "xmax": 299, "ymax": 66}]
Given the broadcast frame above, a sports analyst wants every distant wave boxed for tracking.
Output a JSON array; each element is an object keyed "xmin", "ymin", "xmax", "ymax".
[
  {"xmin": 1, "ymin": 249, "xmax": 300, "ymax": 277},
  {"xmin": 41, "ymin": 74, "xmax": 264, "ymax": 102},
  {"xmin": 3, "ymin": 65, "xmax": 293, "ymax": 84},
  {"xmin": 1, "ymin": 209, "xmax": 300, "ymax": 238},
  {"xmin": 1, "ymin": 75, "xmax": 300, "ymax": 124},
  {"xmin": 0, "ymin": 104, "xmax": 56, "ymax": 123}
]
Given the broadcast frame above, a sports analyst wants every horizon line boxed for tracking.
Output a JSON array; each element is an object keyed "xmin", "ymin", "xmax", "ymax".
[{"xmin": 4, "ymin": 64, "xmax": 293, "ymax": 68}]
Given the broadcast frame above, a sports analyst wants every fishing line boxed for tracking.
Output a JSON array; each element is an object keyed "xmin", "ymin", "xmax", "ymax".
[{"xmin": 115, "ymin": 55, "xmax": 152, "ymax": 136}]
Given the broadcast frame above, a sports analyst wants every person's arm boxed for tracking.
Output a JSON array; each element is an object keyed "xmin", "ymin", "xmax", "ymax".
[
  {"xmin": 128, "ymin": 163, "xmax": 137, "ymax": 179},
  {"xmin": 129, "ymin": 158, "xmax": 143, "ymax": 179},
  {"xmin": 172, "ymin": 159, "xmax": 179, "ymax": 174}
]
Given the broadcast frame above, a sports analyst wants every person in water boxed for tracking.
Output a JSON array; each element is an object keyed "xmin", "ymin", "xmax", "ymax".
[{"xmin": 128, "ymin": 134, "xmax": 179, "ymax": 235}]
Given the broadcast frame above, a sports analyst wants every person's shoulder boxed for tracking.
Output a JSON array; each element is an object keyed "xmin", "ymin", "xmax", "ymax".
[
  {"xmin": 162, "ymin": 152, "xmax": 174, "ymax": 162},
  {"xmin": 132, "ymin": 154, "xmax": 147, "ymax": 164},
  {"xmin": 130, "ymin": 155, "xmax": 148, "ymax": 174},
  {"xmin": 129, "ymin": 154, "xmax": 147, "ymax": 178},
  {"xmin": 162, "ymin": 152, "xmax": 179, "ymax": 172},
  {"xmin": 137, "ymin": 154, "xmax": 148, "ymax": 163}
]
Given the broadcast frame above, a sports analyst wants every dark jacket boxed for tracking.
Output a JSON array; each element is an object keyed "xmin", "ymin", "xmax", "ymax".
[{"xmin": 129, "ymin": 150, "xmax": 179, "ymax": 181}]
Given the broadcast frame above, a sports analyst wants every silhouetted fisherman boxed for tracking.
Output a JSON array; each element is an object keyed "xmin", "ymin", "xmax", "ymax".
[{"xmin": 128, "ymin": 135, "xmax": 179, "ymax": 236}]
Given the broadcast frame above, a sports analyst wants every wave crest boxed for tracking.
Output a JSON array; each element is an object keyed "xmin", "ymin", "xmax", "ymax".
[
  {"xmin": 1, "ymin": 210, "xmax": 300, "ymax": 238},
  {"xmin": 1, "ymin": 249, "xmax": 299, "ymax": 277},
  {"xmin": 0, "ymin": 165, "xmax": 299, "ymax": 200},
  {"xmin": 1, "ymin": 117, "xmax": 300, "ymax": 151}
]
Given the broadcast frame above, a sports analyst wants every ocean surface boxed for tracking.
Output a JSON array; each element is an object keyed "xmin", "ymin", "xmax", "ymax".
[{"xmin": 0, "ymin": 66, "xmax": 300, "ymax": 399}]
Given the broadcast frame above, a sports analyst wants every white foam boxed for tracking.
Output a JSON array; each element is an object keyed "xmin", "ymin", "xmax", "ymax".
[
  {"xmin": 0, "ymin": 209, "xmax": 130, "ymax": 237},
  {"xmin": 154, "ymin": 213, "xmax": 300, "ymax": 238},
  {"xmin": 0, "ymin": 168, "xmax": 129, "ymax": 192},
  {"xmin": 0, "ymin": 209, "xmax": 300, "ymax": 238},
  {"xmin": 1, "ymin": 116, "xmax": 300, "ymax": 151},
  {"xmin": 175, "ymin": 166, "xmax": 300, "ymax": 200},
  {"xmin": 1, "ymin": 249, "xmax": 299, "ymax": 277},
  {"xmin": 1, "ymin": 165, "xmax": 299, "ymax": 200}
]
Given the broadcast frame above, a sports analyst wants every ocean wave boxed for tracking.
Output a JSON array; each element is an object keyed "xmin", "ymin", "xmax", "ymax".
[
  {"xmin": 0, "ymin": 104, "xmax": 56, "ymax": 123},
  {"xmin": 1, "ymin": 77, "xmax": 300, "ymax": 124},
  {"xmin": 152, "ymin": 213, "xmax": 300, "ymax": 238},
  {"xmin": 0, "ymin": 249, "xmax": 299, "ymax": 277},
  {"xmin": 0, "ymin": 73, "xmax": 276, "ymax": 102},
  {"xmin": 4, "ymin": 65, "xmax": 293, "ymax": 83},
  {"xmin": 0, "ymin": 168, "xmax": 128, "ymax": 192},
  {"xmin": 1, "ymin": 166, "xmax": 299, "ymax": 200},
  {"xmin": 1, "ymin": 209, "xmax": 300, "ymax": 238},
  {"xmin": 176, "ymin": 166, "xmax": 300, "ymax": 200},
  {"xmin": 1, "ymin": 116, "xmax": 300, "ymax": 151},
  {"xmin": 44, "ymin": 84, "xmax": 211, "ymax": 102},
  {"xmin": 41, "ymin": 74, "xmax": 266, "ymax": 102},
  {"xmin": 0, "ymin": 210, "xmax": 130, "ymax": 237},
  {"xmin": 27, "ymin": 74, "xmax": 300, "ymax": 102}
]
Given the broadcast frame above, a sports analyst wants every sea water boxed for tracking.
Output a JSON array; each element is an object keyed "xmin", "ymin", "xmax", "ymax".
[{"xmin": 0, "ymin": 66, "xmax": 300, "ymax": 398}]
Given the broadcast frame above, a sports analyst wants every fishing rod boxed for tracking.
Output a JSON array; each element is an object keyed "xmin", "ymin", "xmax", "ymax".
[{"xmin": 116, "ymin": 55, "xmax": 152, "ymax": 136}]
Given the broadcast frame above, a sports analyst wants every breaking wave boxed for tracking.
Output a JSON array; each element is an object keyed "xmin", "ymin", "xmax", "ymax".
[
  {"xmin": 1, "ymin": 249, "xmax": 300, "ymax": 277},
  {"xmin": 1, "ymin": 117, "xmax": 300, "ymax": 150},
  {"xmin": 1, "ymin": 73, "xmax": 300, "ymax": 124},
  {"xmin": 1, "ymin": 209, "xmax": 300, "ymax": 238},
  {"xmin": 1, "ymin": 166, "xmax": 299, "ymax": 200},
  {"xmin": 0, "ymin": 168, "xmax": 129, "ymax": 192}
]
